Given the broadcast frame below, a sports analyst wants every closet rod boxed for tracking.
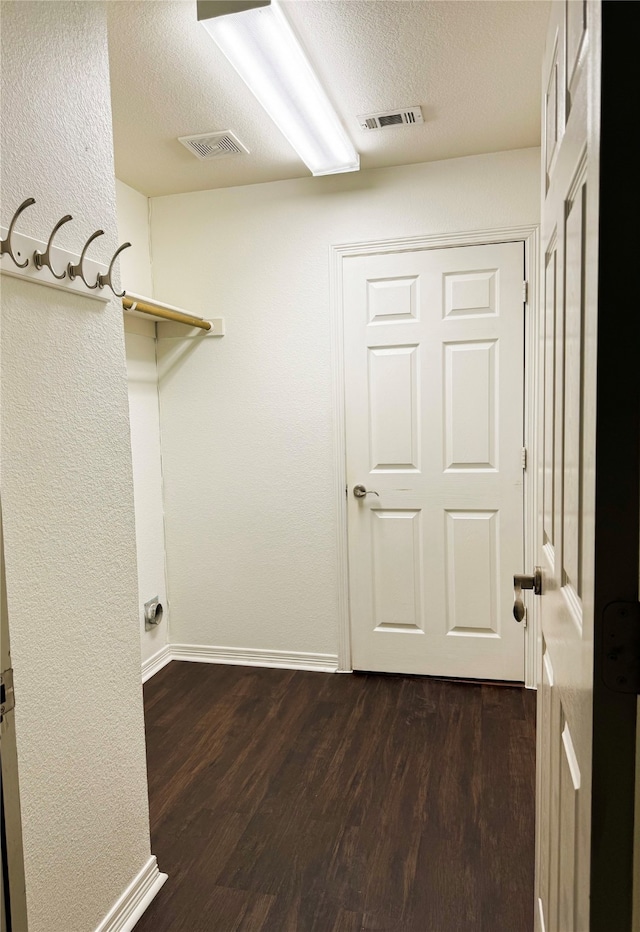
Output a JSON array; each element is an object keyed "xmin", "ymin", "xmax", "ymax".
[{"xmin": 122, "ymin": 294, "xmax": 212, "ymax": 331}]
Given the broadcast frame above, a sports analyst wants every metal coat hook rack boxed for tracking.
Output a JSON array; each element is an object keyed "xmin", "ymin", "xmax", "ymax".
[
  {"xmin": 0, "ymin": 197, "xmax": 130, "ymax": 299},
  {"xmin": 68, "ymin": 229, "xmax": 105, "ymax": 289},
  {"xmin": 97, "ymin": 241, "xmax": 131, "ymax": 297},
  {"xmin": 0, "ymin": 197, "xmax": 35, "ymax": 267},
  {"xmin": 33, "ymin": 213, "xmax": 73, "ymax": 278}
]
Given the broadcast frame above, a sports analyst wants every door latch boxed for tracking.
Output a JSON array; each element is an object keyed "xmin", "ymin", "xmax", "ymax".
[
  {"xmin": 513, "ymin": 568, "xmax": 542, "ymax": 622},
  {"xmin": 0, "ymin": 667, "xmax": 15, "ymax": 724}
]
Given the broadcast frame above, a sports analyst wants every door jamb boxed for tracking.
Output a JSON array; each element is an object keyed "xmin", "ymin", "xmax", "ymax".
[
  {"xmin": 0, "ymin": 502, "xmax": 28, "ymax": 931},
  {"xmin": 330, "ymin": 225, "xmax": 540, "ymax": 685}
]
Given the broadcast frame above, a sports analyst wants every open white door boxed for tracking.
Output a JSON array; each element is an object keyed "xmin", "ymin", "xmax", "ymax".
[
  {"xmin": 534, "ymin": 3, "xmax": 638, "ymax": 929},
  {"xmin": 534, "ymin": 3, "xmax": 594, "ymax": 926}
]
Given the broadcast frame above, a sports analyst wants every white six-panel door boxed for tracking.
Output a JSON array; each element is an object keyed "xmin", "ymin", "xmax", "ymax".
[
  {"xmin": 535, "ymin": 2, "xmax": 597, "ymax": 930},
  {"xmin": 344, "ymin": 242, "xmax": 525, "ymax": 680}
]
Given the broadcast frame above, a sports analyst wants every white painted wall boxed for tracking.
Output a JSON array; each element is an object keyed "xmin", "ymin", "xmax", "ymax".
[
  {"xmin": 1, "ymin": 4, "xmax": 155, "ymax": 931},
  {"xmin": 116, "ymin": 180, "xmax": 169, "ymax": 668},
  {"xmin": 150, "ymin": 147, "xmax": 541, "ymax": 659},
  {"xmin": 116, "ymin": 179, "xmax": 153, "ymax": 297}
]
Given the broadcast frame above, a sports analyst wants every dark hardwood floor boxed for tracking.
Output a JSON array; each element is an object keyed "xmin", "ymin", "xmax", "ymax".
[{"xmin": 135, "ymin": 662, "xmax": 536, "ymax": 932}]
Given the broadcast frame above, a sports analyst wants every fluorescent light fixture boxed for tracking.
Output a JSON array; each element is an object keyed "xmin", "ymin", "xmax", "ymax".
[{"xmin": 200, "ymin": 2, "xmax": 360, "ymax": 176}]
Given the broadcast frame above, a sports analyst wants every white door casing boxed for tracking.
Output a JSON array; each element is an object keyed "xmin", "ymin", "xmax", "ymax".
[
  {"xmin": 341, "ymin": 240, "xmax": 527, "ymax": 681},
  {"xmin": 0, "ymin": 503, "xmax": 28, "ymax": 932}
]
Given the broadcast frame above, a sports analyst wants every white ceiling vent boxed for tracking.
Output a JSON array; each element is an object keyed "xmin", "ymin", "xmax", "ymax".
[
  {"xmin": 357, "ymin": 106, "xmax": 424, "ymax": 131},
  {"xmin": 178, "ymin": 131, "xmax": 249, "ymax": 160}
]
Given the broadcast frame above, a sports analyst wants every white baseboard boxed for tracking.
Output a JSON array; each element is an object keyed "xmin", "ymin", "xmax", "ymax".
[
  {"xmin": 142, "ymin": 643, "xmax": 340, "ymax": 682},
  {"xmin": 95, "ymin": 856, "xmax": 167, "ymax": 932},
  {"xmin": 170, "ymin": 643, "xmax": 339, "ymax": 673},
  {"xmin": 141, "ymin": 644, "xmax": 173, "ymax": 683}
]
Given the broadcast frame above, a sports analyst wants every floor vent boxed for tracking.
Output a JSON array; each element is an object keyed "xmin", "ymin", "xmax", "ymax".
[
  {"xmin": 358, "ymin": 107, "xmax": 423, "ymax": 131},
  {"xmin": 178, "ymin": 131, "xmax": 249, "ymax": 160}
]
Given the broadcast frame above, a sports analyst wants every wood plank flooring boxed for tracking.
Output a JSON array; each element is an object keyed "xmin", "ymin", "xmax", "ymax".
[{"xmin": 135, "ymin": 662, "xmax": 536, "ymax": 932}]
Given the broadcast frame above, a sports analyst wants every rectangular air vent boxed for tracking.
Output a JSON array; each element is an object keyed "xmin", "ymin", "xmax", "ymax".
[
  {"xmin": 178, "ymin": 131, "xmax": 249, "ymax": 160},
  {"xmin": 358, "ymin": 107, "xmax": 424, "ymax": 131}
]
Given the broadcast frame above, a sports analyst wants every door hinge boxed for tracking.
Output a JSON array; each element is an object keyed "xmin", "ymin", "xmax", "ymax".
[
  {"xmin": 0, "ymin": 667, "xmax": 15, "ymax": 723},
  {"xmin": 521, "ymin": 446, "xmax": 527, "ymax": 470},
  {"xmin": 602, "ymin": 601, "xmax": 640, "ymax": 694},
  {"xmin": 523, "ymin": 280, "xmax": 528, "ymax": 303}
]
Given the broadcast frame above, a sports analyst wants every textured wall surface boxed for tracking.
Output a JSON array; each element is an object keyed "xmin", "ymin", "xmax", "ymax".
[
  {"xmin": 1, "ymin": 4, "xmax": 152, "ymax": 931},
  {"xmin": 150, "ymin": 148, "xmax": 540, "ymax": 657},
  {"xmin": 116, "ymin": 181, "xmax": 169, "ymax": 666}
]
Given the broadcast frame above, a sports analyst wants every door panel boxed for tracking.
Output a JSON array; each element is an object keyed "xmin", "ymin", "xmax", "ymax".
[
  {"xmin": 367, "ymin": 276, "xmax": 418, "ymax": 323},
  {"xmin": 443, "ymin": 268, "xmax": 498, "ymax": 319},
  {"xmin": 562, "ymin": 177, "xmax": 585, "ymax": 600},
  {"xmin": 543, "ymin": 243, "xmax": 557, "ymax": 556},
  {"xmin": 558, "ymin": 719, "xmax": 580, "ymax": 932},
  {"xmin": 368, "ymin": 345, "xmax": 420, "ymax": 471},
  {"xmin": 445, "ymin": 509, "xmax": 499, "ymax": 636},
  {"xmin": 345, "ymin": 241, "xmax": 525, "ymax": 680},
  {"xmin": 566, "ymin": 0, "xmax": 587, "ymax": 111},
  {"xmin": 371, "ymin": 509, "xmax": 423, "ymax": 632},
  {"xmin": 444, "ymin": 340, "xmax": 497, "ymax": 470},
  {"xmin": 544, "ymin": 18, "xmax": 565, "ymax": 193}
]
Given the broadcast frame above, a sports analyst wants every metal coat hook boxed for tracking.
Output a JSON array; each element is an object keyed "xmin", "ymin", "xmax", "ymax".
[
  {"xmin": 33, "ymin": 214, "xmax": 73, "ymax": 278},
  {"xmin": 97, "ymin": 241, "xmax": 131, "ymax": 297},
  {"xmin": 67, "ymin": 229, "xmax": 104, "ymax": 289},
  {"xmin": 1, "ymin": 197, "xmax": 36, "ymax": 268}
]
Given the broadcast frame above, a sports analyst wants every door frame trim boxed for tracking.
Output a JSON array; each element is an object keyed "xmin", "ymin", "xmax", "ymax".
[{"xmin": 330, "ymin": 224, "xmax": 540, "ymax": 685}]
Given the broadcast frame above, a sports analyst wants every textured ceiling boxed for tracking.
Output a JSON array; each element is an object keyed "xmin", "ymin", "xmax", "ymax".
[{"xmin": 107, "ymin": 0, "xmax": 549, "ymax": 196}]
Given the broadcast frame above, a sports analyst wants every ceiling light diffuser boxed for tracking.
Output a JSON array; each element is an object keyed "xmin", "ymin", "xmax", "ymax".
[{"xmin": 200, "ymin": 2, "xmax": 360, "ymax": 177}]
